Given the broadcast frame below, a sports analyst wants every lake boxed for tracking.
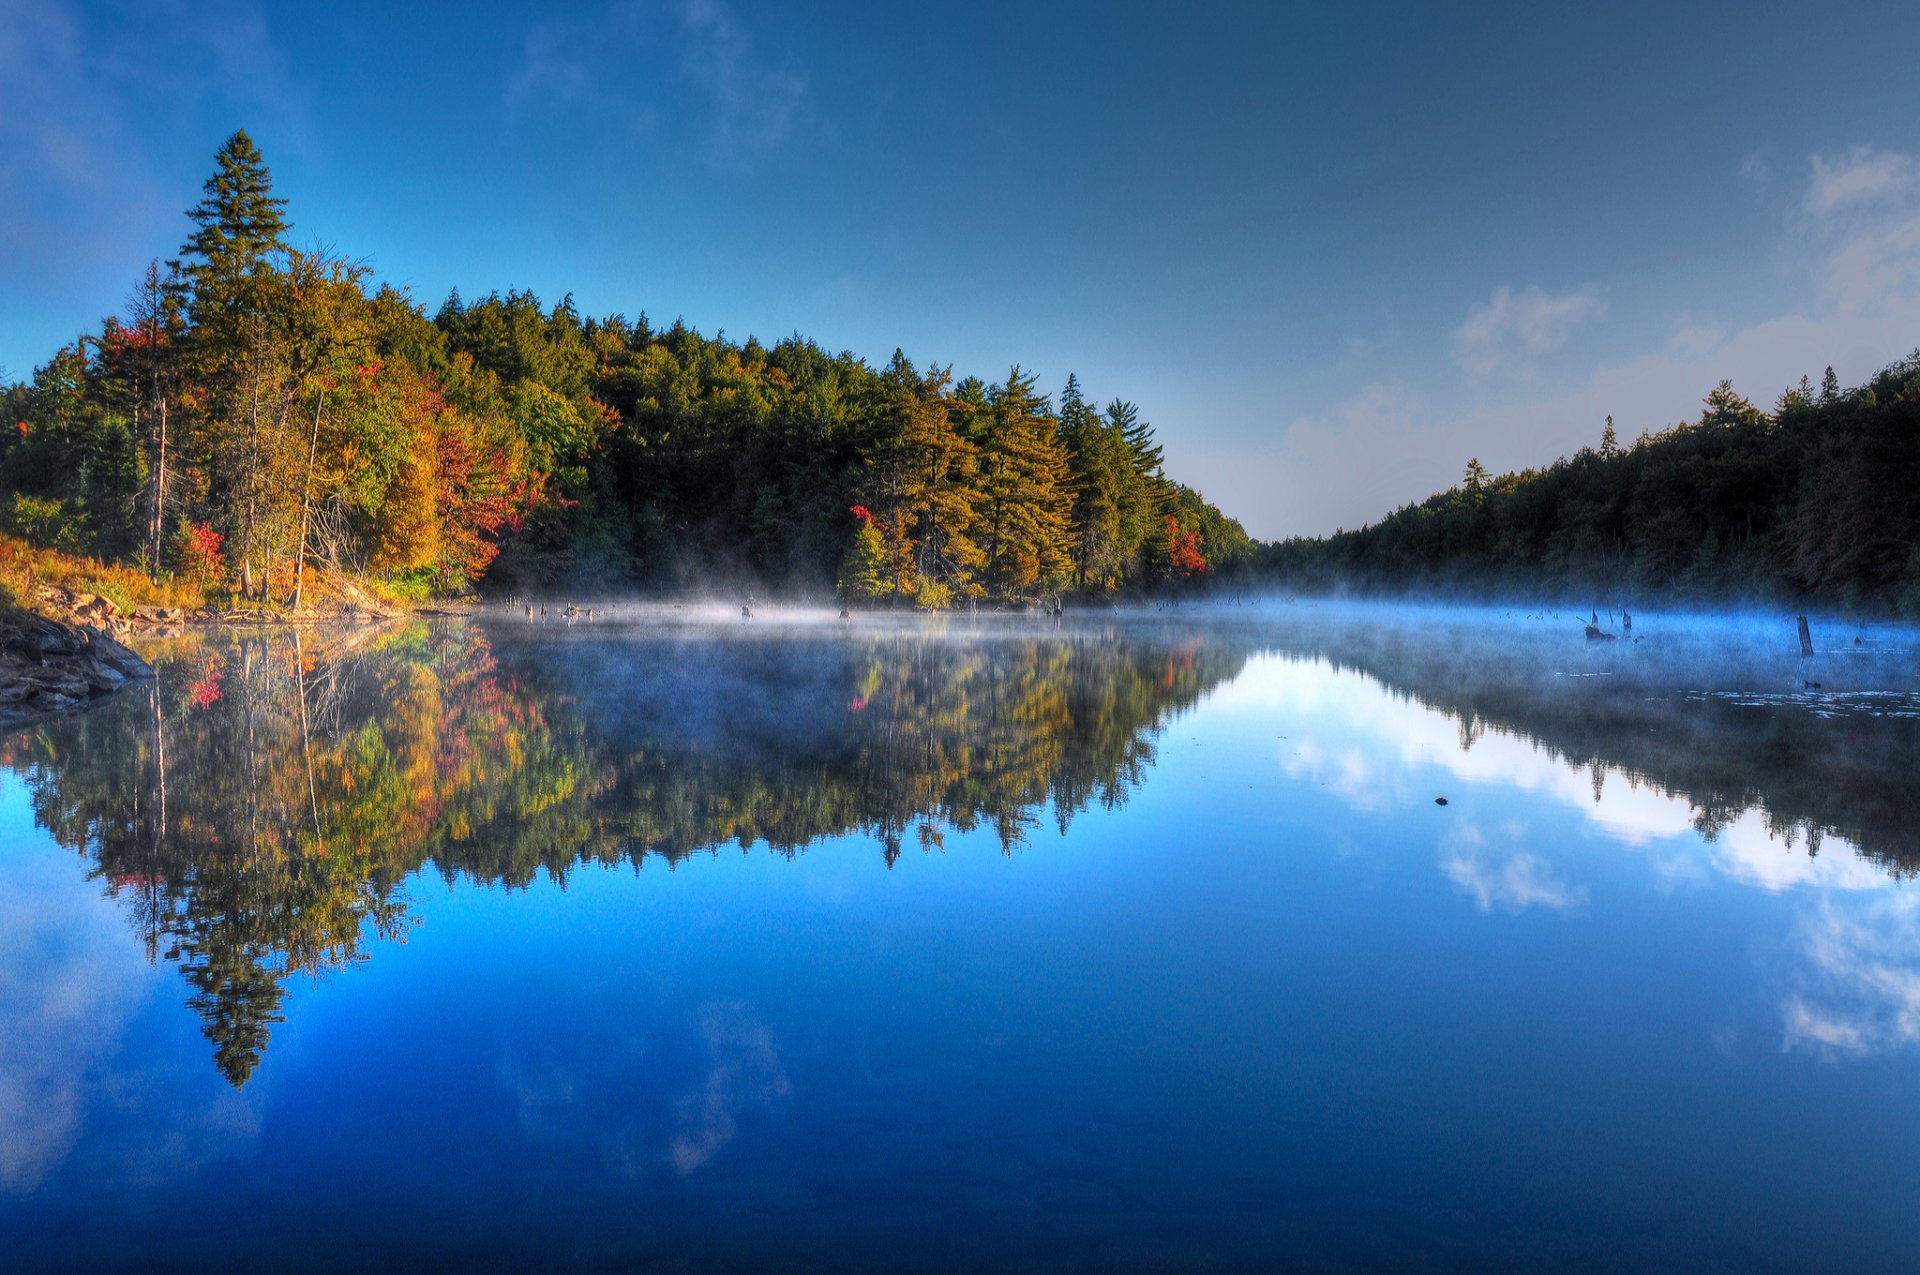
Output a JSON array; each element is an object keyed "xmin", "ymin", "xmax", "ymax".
[{"xmin": 2, "ymin": 602, "xmax": 1918, "ymax": 1272}]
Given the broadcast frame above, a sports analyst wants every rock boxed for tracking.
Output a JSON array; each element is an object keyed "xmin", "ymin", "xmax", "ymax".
[
  {"xmin": 86, "ymin": 631, "xmax": 151, "ymax": 678},
  {"xmin": 85, "ymin": 665, "xmax": 127, "ymax": 692},
  {"xmin": 0, "ymin": 608, "xmax": 153, "ymax": 728}
]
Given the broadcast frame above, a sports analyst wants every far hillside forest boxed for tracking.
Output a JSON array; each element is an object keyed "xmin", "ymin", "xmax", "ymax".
[
  {"xmin": 0, "ymin": 132, "xmax": 1248, "ymax": 607},
  {"xmin": 1262, "ymin": 368, "xmax": 1920, "ymax": 615}
]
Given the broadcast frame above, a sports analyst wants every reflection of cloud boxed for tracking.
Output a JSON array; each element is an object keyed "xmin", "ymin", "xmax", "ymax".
[
  {"xmin": 1704, "ymin": 809, "xmax": 1887, "ymax": 893},
  {"xmin": 1439, "ymin": 825, "xmax": 1584, "ymax": 914},
  {"xmin": 1227, "ymin": 653, "xmax": 1891, "ymax": 895},
  {"xmin": 1782, "ymin": 893, "xmax": 1920, "ymax": 1058},
  {"xmin": 0, "ymin": 837, "xmax": 156, "ymax": 1193},
  {"xmin": 499, "ymin": 999, "xmax": 788, "ymax": 1177},
  {"xmin": 669, "ymin": 1002, "xmax": 790, "ymax": 1174}
]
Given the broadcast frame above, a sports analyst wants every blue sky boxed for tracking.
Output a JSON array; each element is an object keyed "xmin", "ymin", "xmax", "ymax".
[{"xmin": 4, "ymin": 0, "xmax": 1920, "ymax": 539}]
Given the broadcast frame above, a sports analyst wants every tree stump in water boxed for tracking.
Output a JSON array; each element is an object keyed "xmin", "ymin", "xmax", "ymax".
[{"xmin": 1797, "ymin": 615, "xmax": 1814, "ymax": 658}]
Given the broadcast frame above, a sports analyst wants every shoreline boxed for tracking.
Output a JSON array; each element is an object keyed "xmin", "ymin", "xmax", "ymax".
[{"xmin": 0, "ymin": 587, "xmax": 448, "ymax": 731}]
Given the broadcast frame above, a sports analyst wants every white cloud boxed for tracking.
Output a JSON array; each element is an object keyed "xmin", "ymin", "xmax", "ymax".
[
  {"xmin": 1226, "ymin": 145, "xmax": 1920, "ymax": 540},
  {"xmin": 1451, "ymin": 284, "xmax": 1607, "ymax": 379},
  {"xmin": 1804, "ymin": 146, "xmax": 1920, "ymax": 219}
]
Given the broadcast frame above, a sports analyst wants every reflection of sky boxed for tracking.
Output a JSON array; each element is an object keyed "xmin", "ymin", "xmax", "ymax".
[
  {"xmin": 1210, "ymin": 652, "xmax": 1893, "ymax": 894},
  {"xmin": 5, "ymin": 636, "xmax": 1920, "ymax": 1269},
  {"xmin": 0, "ymin": 776, "xmax": 258, "ymax": 1203},
  {"xmin": 1206, "ymin": 652, "xmax": 1920, "ymax": 1062},
  {"xmin": 0, "ymin": 781, "xmax": 156, "ymax": 1194}
]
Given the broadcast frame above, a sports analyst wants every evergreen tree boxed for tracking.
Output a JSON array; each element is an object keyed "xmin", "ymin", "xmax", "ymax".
[
  {"xmin": 177, "ymin": 129, "xmax": 290, "ymax": 334},
  {"xmin": 976, "ymin": 367, "xmax": 1074, "ymax": 598}
]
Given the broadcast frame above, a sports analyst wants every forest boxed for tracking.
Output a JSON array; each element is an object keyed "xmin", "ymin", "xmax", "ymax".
[
  {"xmin": 0, "ymin": 132, "xmax": 1250, "ymax": 608},
  {"xmin": 1260, "ymin": 364, "xmax": 1920, "ymax": 613}
]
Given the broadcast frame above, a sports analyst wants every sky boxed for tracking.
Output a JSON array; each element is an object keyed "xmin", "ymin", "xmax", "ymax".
[{"xmin": 3, "ymin": 0, "xmax": 1920, "ymax": 540}]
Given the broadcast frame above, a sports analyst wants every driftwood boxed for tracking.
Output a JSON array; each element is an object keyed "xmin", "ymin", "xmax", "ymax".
[{"xmin": 1584, "ymin": 624, "xmax": 1617, "ymax": 642}]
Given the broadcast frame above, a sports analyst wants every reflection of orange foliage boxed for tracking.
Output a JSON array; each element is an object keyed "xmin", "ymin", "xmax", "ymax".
[{"xmin": 188, "ymin": 654, "xmax": 226, "ymax": 709}]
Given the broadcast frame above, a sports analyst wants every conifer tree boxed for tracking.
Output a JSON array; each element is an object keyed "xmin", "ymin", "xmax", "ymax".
[{"xmin": 976, "ymin": 366, "xmax": 1074, "ymax": 598}]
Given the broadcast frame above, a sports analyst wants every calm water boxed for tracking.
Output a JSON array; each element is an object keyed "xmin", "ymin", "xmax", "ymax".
[{"xmin": 2, "ymin": 603, "xmax": 1918, "ymax": 1272}]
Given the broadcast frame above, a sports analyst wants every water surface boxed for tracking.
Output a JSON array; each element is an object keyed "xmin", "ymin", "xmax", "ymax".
[{"xmin": 3, "ymin": 604, "xmax": 1918, "ymax": 1271}]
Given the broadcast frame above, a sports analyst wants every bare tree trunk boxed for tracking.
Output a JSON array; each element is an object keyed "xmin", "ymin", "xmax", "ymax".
[
  {"xmin": 294, "ymin": 393, "xmax": 322, "ymax": 611},
  {"xmin": 243, "ymin": 379, "xmax": 261, "ymax": 601},
  {"xmin": 149, "ymin": 397, "xmax": 168, "ymax": 581},
  {"xmin": 295, "ymin": 629, "xmax": 323, "ymax": 846}
]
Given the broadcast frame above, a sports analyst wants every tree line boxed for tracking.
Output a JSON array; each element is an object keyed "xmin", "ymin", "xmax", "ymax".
[
  {"xmin": 0, "ymin": 131, "xmax": 1250, "ymax": 606},
  {"xmin": 1260, "ymin": 364, "xmax": 1920, "ymax": 613}
]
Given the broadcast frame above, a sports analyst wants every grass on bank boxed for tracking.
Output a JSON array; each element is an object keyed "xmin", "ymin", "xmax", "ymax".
[{"xmin": 0, "ymin": 532, "xmax": 431, "ymax": 623}]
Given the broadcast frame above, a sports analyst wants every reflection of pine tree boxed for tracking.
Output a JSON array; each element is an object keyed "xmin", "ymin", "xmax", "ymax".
[
  {"xmin": 7, "ymin": 622, "xmax": 1251, "ymax": 1082},
  {"xmin": 176, "ymin": 913, "xmax": 287, "ymax": 1087}
]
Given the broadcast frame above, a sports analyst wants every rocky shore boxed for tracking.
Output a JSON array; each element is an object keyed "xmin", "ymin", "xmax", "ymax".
[
  {"xmin": 0, "ymin": 583, "xmax": 441, "ymax": 730},
  {"xmin": 0, "ymin": 601, "xmax": 154, "ymax": 728}
]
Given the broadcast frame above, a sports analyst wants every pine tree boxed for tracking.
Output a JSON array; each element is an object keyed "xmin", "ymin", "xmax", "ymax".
[
  {"xmin": 1104, "ymin": 398, "xmax": 1168, "ymax": 574},
  {"xmin": 178, "ymin": 129, "xmax": 290, "ymax": 333},
  {"xmin": 175, "ymin": 131, "xmax": 292, "ymax": 597},
  {"xmin": 976, "ymin": 367, "xmax": 1074, "ymax": 598}
]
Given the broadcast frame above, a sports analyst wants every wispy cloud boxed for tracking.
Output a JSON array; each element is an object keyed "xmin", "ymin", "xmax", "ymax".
[
  {"xmin": 0, "ymin": 0, "xmax": 304, "ymax": 325},
  {"xmin": 1804, "ymin": 146, "xmax": 1920, "ymax": 219},
  {"xmin": 506, "ymin": 0, "xmax": 807, "ymax": 168},
  {"xmin": 678, "ymin": 0, "xmax": 806, "ymax": 166},
  {"xmin": 1234, "ymin": 144, "xmax": 1920, "ymax": 538},
  {"xmin": 1451, "ymin": 284, "xmax": 1607, "ymax": 379}
]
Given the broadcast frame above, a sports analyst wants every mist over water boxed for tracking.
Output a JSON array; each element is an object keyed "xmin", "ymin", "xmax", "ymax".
[{"xmin": 2, "ymin": 602, "xmax": 1918, "ymax": 1271}]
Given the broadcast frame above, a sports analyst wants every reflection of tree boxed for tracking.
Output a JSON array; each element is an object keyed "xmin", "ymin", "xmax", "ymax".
[
  {"xmin": 0, "ymin": 621, "xmax": 1241, "ymax": 1083},
  {"xmin": 477, "ymin": 628, "xmax": 1239, "ymax": 868},
  {"xmin": 1262, "ymin": 617, "xmax": 1920, "ymax": 874}
]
